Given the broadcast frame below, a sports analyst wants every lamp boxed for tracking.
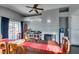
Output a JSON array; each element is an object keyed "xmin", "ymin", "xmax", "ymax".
[
  {"xmin": 47, "ymin": 19, "xmax": 51, "ymax": 23},
  {"xmin": 47, "ymin": 17, "xmax": 51, "ymax": 23}
]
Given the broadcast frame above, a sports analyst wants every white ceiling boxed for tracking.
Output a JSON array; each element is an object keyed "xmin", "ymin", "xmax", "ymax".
[{"xmin": 0, "ymin": 4, "xmax": 70, "ymax": 16}]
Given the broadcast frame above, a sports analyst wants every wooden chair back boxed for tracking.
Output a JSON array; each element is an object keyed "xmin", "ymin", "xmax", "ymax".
[
  {"xmin": 0, "ymin": 42, "xmax": 6, "ymax": 54},
  {"xmin": 7, "ymin": 43, "xmax": 17, "ymax": 54},
  {"xmin": 62, "ymin": 37, "xmax": 70, "ymax": 54},
  {"xmin": 16, "ymin": 46, "xmax": 26, "ymax": 54}
]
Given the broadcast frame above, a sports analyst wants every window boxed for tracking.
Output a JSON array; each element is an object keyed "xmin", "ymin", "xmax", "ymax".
[{"xmin": 8, "ymin": 20, "xmax": 21, "ymax": 40}]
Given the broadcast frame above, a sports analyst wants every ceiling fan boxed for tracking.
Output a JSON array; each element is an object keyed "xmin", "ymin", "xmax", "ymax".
[{"xmin": 26, "ymin": 4, "xmax": 44, "ymax": 14}]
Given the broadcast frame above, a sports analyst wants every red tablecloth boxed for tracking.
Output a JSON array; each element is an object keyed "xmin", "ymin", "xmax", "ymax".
[
  {"xmin": 0, "ymin": 39, "xmax": 9, "ymax": 42},
  {"xmin": 23, "ymin": 42, "xmax": 63, "ymax": 54},
  {"xmin": 0, "ymin": 39, "xmax": 14, "ymax": 42}
]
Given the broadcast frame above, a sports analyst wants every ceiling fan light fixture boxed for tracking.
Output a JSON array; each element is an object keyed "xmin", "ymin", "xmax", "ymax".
[
  {"xmin": 47, "ymin": 19, "xmax": 51, "ymax": 23},
  {"xmin": 26, "ymin": 4, "xmax": 44, "ymax": 14}
]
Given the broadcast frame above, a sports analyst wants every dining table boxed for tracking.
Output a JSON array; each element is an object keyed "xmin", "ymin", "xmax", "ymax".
[
  {"xmin": 0, "ymin": 39, "xmax": 64, "ymax": 54},
  {"xmin": 23, "ymin": 40, "xmax": 63, "ymax": 54}
]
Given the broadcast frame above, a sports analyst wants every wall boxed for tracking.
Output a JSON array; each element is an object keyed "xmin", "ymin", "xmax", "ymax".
[
  {"xmin": 41, "ymin": 9, "xmax": 59, "ymax": 42},
  {"xmin": 24, "ymin": 16, "xmax": 42, "ymax": 31},
  {"xmin": 24, "ymin": 9, "xmax": 59, "ymax": 43},
  {"xmin": 70, "ymin": 4, "xmax": 79, "ymax": 45},
  {"xmin": 0, "ymin": 6, "xmax": 23, "ymax": 20}
]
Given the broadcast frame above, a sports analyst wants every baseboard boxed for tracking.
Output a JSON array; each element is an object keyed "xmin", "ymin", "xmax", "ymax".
[{"xmin": 71, "ymin": 45, "xmax": 79, "ymax": 47}]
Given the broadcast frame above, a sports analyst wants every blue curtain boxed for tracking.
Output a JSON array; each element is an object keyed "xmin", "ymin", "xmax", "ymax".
[
  {"xmin": 1, "ymin": 17, "xmax": 9, "ymax": 38},
  {"xmin": 21, "ymin": 21, "xmax": 23, "ymax": 39}
]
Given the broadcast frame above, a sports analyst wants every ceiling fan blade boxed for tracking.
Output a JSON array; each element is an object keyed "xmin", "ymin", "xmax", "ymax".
[
  {"xmin": 35, "ymin": 10, "xmax": 39, "ymax": 14},
  {"xmin": 35, "ymin": 8, "xmax": 44, "ymax": 10},
  {"xmin": 33, "ymin": 4, "xmax": 38, "ymax": 8},
  {"xmin": 29, "ymin": 10, "xmax": 33, "ymax": 12},
  {"xmin": 26, "ymin": 6, "xmax": 33, "ymax": 8}
]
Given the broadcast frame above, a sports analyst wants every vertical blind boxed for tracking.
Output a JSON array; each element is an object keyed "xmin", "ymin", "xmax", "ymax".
[{"xmin": 8, "ymin": 20, "xmax": 21, "ymax": 40}]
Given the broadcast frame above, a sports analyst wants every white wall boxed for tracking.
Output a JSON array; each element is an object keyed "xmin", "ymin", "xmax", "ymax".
[
  {"xmin": 70, "ymin": 5, "xmax": 79, "ymax": 45},
  {"xmin": 70, "ymin": 16, "xmax": 79, "ymax": 45},
  {"xmin": 24, "ymin": 16, "xmax": 42, "ymax": 31},
  {"xmin": 41, "ymin": 9, "xmax": 59, "ymax": 32},
  {"xmin": 24, "ymin": 9, "xmax": 59, "ymax": 42},
  {"xmin": 0, "ymin": 6, "xmax": 23, "ymax": 20},
  {"xmin": 41, "ymin": 9, "xmax": 59, "ymax": 42}
]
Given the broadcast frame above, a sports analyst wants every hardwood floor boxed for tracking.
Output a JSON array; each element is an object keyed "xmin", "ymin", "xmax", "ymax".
[{"xmin": 70, "ymin": 45, "xmax": 79, "ymax": 54}]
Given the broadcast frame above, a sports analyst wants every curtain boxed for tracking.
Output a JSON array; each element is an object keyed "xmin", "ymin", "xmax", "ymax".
[
  {"xmin": 1, "ymin": 17, "xmax": 9, "ymax": 38},
  {"xmin": 0, "ymin": 17, "xmax": 1, "ymax": 35},
  {"xmin": 21, "ymin": 21, "xmax": 23, "ymax": 39}
]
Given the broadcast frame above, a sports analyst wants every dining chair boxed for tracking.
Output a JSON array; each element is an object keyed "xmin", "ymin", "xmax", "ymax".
[
  {"xmin": 16, "ymin": 45, "xmax": 26, "ymax": 54},
  {"xmin": 47, "ymin": 40, "xmax": 63, "ymax": 54},
  {"xmin": 0, "ymin": 42, "xmax": 6, "ymax": 54},
  {"xmin": 7, "ymin": 43, "xmax": 17, "ymax": 54},
  {"xmin": 62, "ymin": 37, "xmax": 70, "ymax": 54},
  {"xmin": 7, "ymin": 39, "xmax": 26, "ymax": 54}
]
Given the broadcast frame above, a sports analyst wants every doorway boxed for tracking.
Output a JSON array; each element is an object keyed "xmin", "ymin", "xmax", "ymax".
[{"xmin": 59, "ymin": 17, "xmax": 69, "ymax": 44}]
